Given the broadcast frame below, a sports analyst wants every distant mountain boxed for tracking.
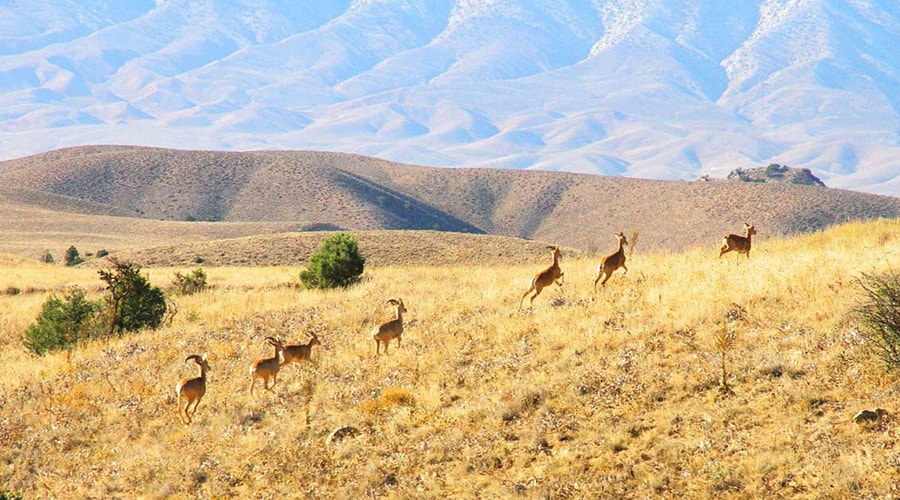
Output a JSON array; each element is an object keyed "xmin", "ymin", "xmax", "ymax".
[
  {"xmin": 0, "ymin": 1, "xmax": 898, "ymax": 195},
  {"xmin": 2, "ymin": 146, "xmax": 899, "ymax": 253}
]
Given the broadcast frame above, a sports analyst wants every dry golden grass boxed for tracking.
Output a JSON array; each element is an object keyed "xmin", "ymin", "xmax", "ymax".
[{"xmin": 1, "ymin": 219, "xmax": 900, "ymax": 498}]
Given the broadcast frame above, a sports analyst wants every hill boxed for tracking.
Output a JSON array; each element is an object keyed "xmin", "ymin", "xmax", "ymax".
[
  {"xmin": 2, "ymin": 219, "xmax": 900, "ymax": 497},
  {"xmin": 2, "ymin": 146, "xmax": 899, "ymax": 262}
]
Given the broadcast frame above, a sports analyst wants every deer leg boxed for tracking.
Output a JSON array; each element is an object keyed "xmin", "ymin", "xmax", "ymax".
[
  {"xmin": 519, "ymin": 285, "xmax": 535, "ymax": 309},
  {"xmin": 178, "ymin": 396, "xmax": 187, "ymax": 424},
  {"xmin": 600, "ymin": 271, "xmax": 612, "ymax": 287},
  {"xmin": 191, "ymin": 395, "xmax": 203, "ymax": 417},
  {"xmin": 621, "ymin": 264, "xmax": 628, "ymax": 276}
]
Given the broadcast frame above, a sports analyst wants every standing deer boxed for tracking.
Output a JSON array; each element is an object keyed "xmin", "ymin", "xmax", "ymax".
[
  {"xmin": 519, "ymin": 245, "xmax": 564, "ymax": 310},
  {"xmin": 373, "ymin": 299, "xmax": 407, "ymax": 355},
  {"xmin": 176, "ymin": 353, "xmax": 210, "ymax": 425},
  {"xmin": 719, "ymin": 223, "xmax": 757, "ymax": 259},
  {"xmin": 249, "ymin": 336, "xmax": 284, "ymax": 396},
  {"xmin": 594, "ymin": 232, "xmax": 629, "ymax": 291}
]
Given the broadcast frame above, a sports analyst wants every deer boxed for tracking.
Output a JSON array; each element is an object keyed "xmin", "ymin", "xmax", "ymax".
[
  {"xmin": 176, "ymin": 353, "xmax": 210, "ymax": 425},
  {"xmin": 280, "ymin": 332, "xmax": 322, "ymax": 368},
  {"xmin": 719, "ymin": 223, "xmax": 757, "ymax": 259},
  {"xmin": 373, "ymin": 298, "xmax": 407, "ymax": 355},
  {"xmin": 249, "ymin": 336, "xmax": 284, "ymax": 396},
  {"xmin": 594, "ymin": 232, "xmax": 629, "ymax": 291},
  {"xmin": 519, "ymin": 245, "xmax": 564, "ymax": 310}
]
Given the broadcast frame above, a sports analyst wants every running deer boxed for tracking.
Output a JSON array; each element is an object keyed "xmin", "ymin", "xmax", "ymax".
[
  {"xmin": 176, "ymin": 353, "xmax": 210, "ymax": 424},
  {"xmin": 249, "ymin": 336, "xmax": 284, "ymax": 396},
  {"xmin": 281, "ymin": 333, "xmax": 322, "ymax": 368},
  {"xmin": 519, "ymin": 245, "xmax": 564, "ymax": 310},
  {"xmin": 594, "ymin": 232, "xmax": 629, "ymax": 291}
]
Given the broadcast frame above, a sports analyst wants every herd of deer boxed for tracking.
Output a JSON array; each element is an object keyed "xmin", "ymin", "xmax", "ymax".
[
  {"xmin": 176, "ymin": 298, "xmax": 407, "ymax": 424},
  {"xmin": 176, "ymin": 223, "xmax": 756, "ymax": 424}
]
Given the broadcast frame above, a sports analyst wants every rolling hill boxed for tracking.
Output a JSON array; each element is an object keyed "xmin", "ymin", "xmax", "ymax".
[{"xmin": 1, "ymin": 145, "xmax": 899, "ymax": 266}]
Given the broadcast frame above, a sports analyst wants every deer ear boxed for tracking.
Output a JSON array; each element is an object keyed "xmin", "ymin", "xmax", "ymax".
[{"xmin": 202, "ymin": 353, "xmax": 207, "ymax": 361}]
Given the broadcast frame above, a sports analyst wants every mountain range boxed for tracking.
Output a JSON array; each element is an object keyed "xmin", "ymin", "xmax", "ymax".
[{"xmin": 1, "ymin": 0, "xmax": 898, "ymax": 195}]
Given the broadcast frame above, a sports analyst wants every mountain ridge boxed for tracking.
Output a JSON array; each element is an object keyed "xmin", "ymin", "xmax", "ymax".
[{"xmin": 1, "ymin": 0, "xmax": 898, "ymax": 195}]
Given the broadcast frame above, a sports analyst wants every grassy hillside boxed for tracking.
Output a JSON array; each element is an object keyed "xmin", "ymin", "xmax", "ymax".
[
  {"xmin": 3, "ymin": 146, "xmax": 900, "ymax": 252},
  {"xmin": 1, "ymin": 219, "xmax": 900, "ymax": 498}
]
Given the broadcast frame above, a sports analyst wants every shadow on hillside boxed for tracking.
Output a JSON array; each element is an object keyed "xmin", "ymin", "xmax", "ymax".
[{"xmin": 332, "ymin": 169, "xmax": 485, "ymax": 234}]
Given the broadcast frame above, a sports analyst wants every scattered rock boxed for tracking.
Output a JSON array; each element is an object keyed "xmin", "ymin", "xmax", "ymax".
[
  {"xmin": 852, "ymin": 408, "xmax": 888, "ymax": 424},
  {"xmin": 325, "ymin": 425, "xmax": 361, "ymax": 446}
]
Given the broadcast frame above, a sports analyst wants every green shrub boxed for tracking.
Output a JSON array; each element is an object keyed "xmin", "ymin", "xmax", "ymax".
[
  {"xmin": 0, "ymin": 490, "xmax": 24, "ymax": 500},
  {"xmin": 64, "ymin": 245, "xmax": 83, "ymax": 266},
  {"xmin": 173, "ymin": 268, "xmax": 208, "ymax": 295},
  {"xmin": 41, "ymin": 250, "xmax": 54, "ymax": 264},
  {"xmin": 98, "ymin": 258, "xmax": 168, "ymax": 336},
  {"xmin": 96, "ymin": 249, "xmax": 109, "ymax": 258},
  {"xmin": 300, "ymin": 233, "xmax": 366, "ymax": 289},
  {"xmin": 22, "ymin": 286, "xmax": 100, "ymax": 356},
  {"xmin": 856, "ymin": 271, "xmax": 900, "ymax": 372}
]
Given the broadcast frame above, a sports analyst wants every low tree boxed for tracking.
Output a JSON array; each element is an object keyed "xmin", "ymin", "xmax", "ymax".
[
  {"xmin": 22, "ymin": 286, "xmax": 99, "ymax": 356},
  {"xmin": 300, "ymin": 233, "xmax": 366, "ymax": 289},
  {"xmin": 98, "ymin": 258, "xmax": 167, "ymax": 336}
]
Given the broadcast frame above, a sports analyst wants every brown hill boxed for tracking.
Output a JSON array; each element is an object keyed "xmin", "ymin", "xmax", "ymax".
[{"xmin": 2, "ymin": 145, "xmax": 899, "ymax": 254}]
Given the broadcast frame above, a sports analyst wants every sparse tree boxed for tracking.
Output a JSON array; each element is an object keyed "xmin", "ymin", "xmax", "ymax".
[{"xmin": 300, "ymin": 233, "xmax": 366, "ymax": 289}]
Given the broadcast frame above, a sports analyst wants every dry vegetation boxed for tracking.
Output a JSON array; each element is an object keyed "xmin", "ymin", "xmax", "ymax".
[{"xmin": 2, "ymin": 219, "xmax": 900, "ymax": 498}]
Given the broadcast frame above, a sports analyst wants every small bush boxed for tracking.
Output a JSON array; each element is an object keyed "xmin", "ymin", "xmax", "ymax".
[
  {"xmin": 855, "ymin": 271, "xmax": 900, "ymax": 372},
  {"xmin": 96, "ymin": 249, "xmax": 109, "ymax": 258},
  {"xmin": 22, "ymin": 286, "xmax": 100, "ymax": 356},
  {"xmin": 173, "ymin": 268, "xmax": 208, "ymax": 295},
  {"xmin": 64, "ymin": 245, "xmax": 83, "ymax": 266},
  {"xmin": 99, "ymin": 258, "xmax": 168, "ymax": 336},
  {"xmin": 300, "ymin": 233, "xmax": 366, "ymax": 289},
  {"xmin": 41, "ymin": 250, "xmax": 54, "ymax": 264}
]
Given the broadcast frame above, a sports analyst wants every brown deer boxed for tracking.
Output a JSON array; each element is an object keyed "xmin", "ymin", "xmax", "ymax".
[
  {"xmin": 249, "ymin": 336, "xmax": 284, "ymax": 396},
  {"xmin": 594, "ymin": 232, "xmax": 629, "ymax": 291},
  {"xmin": 719, "ymin": 223, "xmax": 757, "ymax": 259},
  {"xmin": 373, "ymin": 298, "xmax": 407, "ymax": 355},
  {"xmin": 519, "ymin": 245, "xmax": 564, "ymax": 310},
  {"xmin": 176, "ymin": 353, "xmax": 210, "ymax": 425},
  {"xmin": 281, "ymin": 333, "xmax": 322, "ymax": 368}
]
